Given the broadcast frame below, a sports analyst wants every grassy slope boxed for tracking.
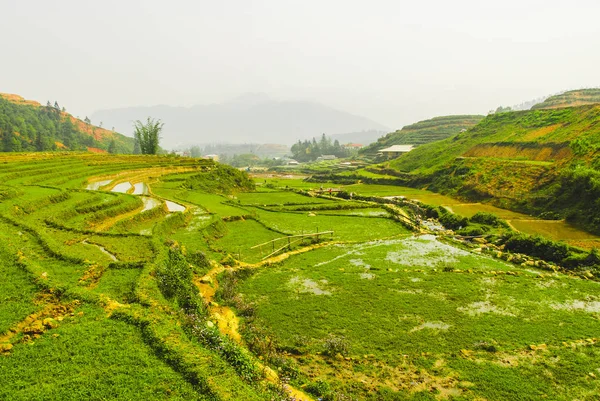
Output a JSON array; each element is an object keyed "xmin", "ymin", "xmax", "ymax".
[
  {"xmin": 381, "ymin": 105, "xmax": 600, "ymax": 232},
  {"xmin": 0, "ymin": 154, "xmax": 270, "ymax": 401},
  {"xmin": 361, "ymin": 115, "xmax": 484, "ymax": 154},
  {"xmin": 531, "ymin": 88, "xmax": 600, "ymax": 110}
]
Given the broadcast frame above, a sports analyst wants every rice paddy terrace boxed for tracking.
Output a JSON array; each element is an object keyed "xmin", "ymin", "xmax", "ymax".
[{"xmin": 1, "ymin": 154, "xmax": 599, "ymax": 401}]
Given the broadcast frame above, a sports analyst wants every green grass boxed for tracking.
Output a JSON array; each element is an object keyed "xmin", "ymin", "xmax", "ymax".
[
  {"xmin": 248, "ymin": 207, "xmax": 410, "ymax": 241},
  {"xmin": 93, "ymin": 268, "xmax": 140, "ymax": 302},
  {"xmin": 3, "ymin": 153, "xmax": 600, "ymax": 400},
  {"xmin": 236, "ymin": 191, "xmax": 333, "ymax": 206},
  {"xmin": 212, "ymin": 219, "xmax": 287, "ymax": 263},
  {"xmin": 0, "ymin": 243, "xmax": 38, "ymax": 334},
  {"xmin": 0, "ymin": 305, "xmax": 208, "ymax": 401},
  {"xmin": 236, "ymin": 236, "xmax": 600, "ymax": 399}
]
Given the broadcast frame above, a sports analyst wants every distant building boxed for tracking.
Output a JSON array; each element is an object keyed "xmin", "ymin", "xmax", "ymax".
[
  {"xmin": 204, "ymin": 154, "xmax": 219, "ymax": 161},
  {"xmin": 378, "ymin": 145, "xmax": 414, "ymax": 159},
  {"xmin": 344, "ymin": 143, "xmax": 364, "ymax": 149},
  {"xmin": 316, "ymin": 155, "xmax": 337, "ymax": 161},
  {"xmin": 286, "ymin": 159, "xmax": 299, "ymax": 166}
]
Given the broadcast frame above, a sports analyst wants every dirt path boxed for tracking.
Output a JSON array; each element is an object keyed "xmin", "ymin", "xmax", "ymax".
[
  {"xmin": 0, "ymin": 294, "xmax": 76, "ymax": 350},
  {"xmin": 195, "ymin": 260, "xmax": 315, "ymax": 401}
]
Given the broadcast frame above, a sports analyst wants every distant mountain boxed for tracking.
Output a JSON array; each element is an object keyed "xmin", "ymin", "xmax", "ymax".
[
  {"xmin": 360, "ymin": 115, "xmax": 484, "ymax": 155},
  {"xmin": 0, "ymin": 93, "xmax": 133, "ymax": 153},
  {"xmin": 91, "ymin": 94, "xmax": 389, "ymax": 149},
  {"xmin": 531, "ymin": 88, "xmax": 600, "ymax": 110}
]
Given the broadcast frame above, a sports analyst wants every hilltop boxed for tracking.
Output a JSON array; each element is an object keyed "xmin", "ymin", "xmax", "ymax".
[
  {"xmin": 91, "ymin": 93, "xmax": 389, "ymax": 148},
  {"xmin": 0, "ymin": 93, "xmax": 134, "ymax": 153},
  {"xmin": 360, "ymin": 115, "xmax": 484, "ymax": 155},
  {"xmin": 531, "ymin": 88, "xmax": 600, "ymax": 110},
  {"xmin": 375, "ymin": 105, "xmax": 600, "ymax": 234}
]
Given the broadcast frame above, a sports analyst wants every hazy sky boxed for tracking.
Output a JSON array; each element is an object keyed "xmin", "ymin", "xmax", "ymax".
[{"xmin": 3, "ymin": 0, "xmax": 600, "ymax": 130}]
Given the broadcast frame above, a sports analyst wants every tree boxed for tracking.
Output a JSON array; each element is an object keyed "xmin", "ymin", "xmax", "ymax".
[
  {"xmin": 133, "ymin": 117, "xmax": 163, "ymax": 155},
  {"xmin": 107, "ymin": 139, "xmax": 117, "ymax": 154},
  {"xmin": 84, "ymin": 116, "xmax": 91, "ymax": 125},
  {"xmin": 190, "ymin": 145, "xmax": 202, "ymax": 158},
  {"xmin": 132, "ymin": 137, "xmax": 141, "ymax": 154}
]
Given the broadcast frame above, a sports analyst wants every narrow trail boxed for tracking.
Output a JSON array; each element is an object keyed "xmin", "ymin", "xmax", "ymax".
[
  {"xmin": 0, "ymin": 295, "xmax": 76, "ymax": 348},
  {"xmin": 195, "ymin": 254, "xmax": 319, "ymax": 401},
  {"xmin": 82, "ymin": 240, "xmax": 118, "ymax": 262}
]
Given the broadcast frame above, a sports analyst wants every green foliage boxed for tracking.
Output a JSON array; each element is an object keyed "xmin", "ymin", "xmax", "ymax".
[
  {"xmin": 501, "ymin": 233, "xmax": 571, "ymax": 264},
  {"xmin": 436, "ymin": 207, "xmax": 468, "ymax": 230},
  {"xmin": 469, "ymin": 212, "xmax": 509, "ymax": 228},
  {"xmin": 0, "ymin": 96, "xmax": 133, "ymax": 153},
  {"xmin": 182, "ymin": 163, "xmax": 255, "ymax": 194},
  {"xmin": 455, "ymin": 224, "xmax": 489, "ymax": 236},
  {"xmin": 133, "ymin": 117, "xmax": 163, "ymax": 155},
  {"xmin": 304, "ymin": 380, "xmax": 331, "ymax": 397},
  {"xmin": 290, "ymin": 133, "xmax": 348, "ymax": 162},
  {"xmin": 155, "ymin": 242, "xmax": 204, "ymax": 314}
]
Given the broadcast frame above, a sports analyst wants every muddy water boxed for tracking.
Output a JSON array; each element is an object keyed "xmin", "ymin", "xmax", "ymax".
[
  {"xmin": 355, "ymin": 184, "xmax": 600, "ymax": 247},
  {"xmin": 141, "ymin": 197, "xmax": 160, "ymax": 212},
  {"xmin": 86, "ymin": 179, "xmax": 112, "ymax": 190},
  {"xmin": 111, "ymin": 182, "xmax": 133, "ymax": 193},
  {"xmin": 165, "ymin": 200, "xmax": 186, "ymax": 212},
  {"xmin": 132, "ymin": 182, "xmax": 149, "ymax": 195}
]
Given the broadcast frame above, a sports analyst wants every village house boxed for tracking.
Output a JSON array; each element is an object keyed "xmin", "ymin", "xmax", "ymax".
[
  {"xmin": 316, "ymin": 155, "xmax": 337, "ymax": 161},
  {"xmin": 378, "ymin": 145, "xmax": 414, "ymax": 159}
]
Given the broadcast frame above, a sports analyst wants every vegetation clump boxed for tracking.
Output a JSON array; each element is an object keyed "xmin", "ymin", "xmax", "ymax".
[{"xmin": 183, "ymin": 163, "xmax": 255, "ymax": 194}]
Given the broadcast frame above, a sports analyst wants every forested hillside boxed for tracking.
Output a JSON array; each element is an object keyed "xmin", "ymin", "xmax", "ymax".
[
  {"xmin": 0, "ymin": 93, "xmax": 134, "ymax": 153},
  {"xmin": 360, "ymin": 115, "xmax": 484, "ymax": 155},
  {"xmin": 290, "ymin": 134, "xmax": 349, "ymax": 162}
]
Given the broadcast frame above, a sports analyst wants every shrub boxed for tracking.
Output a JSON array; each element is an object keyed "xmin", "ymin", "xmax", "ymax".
[
  {"xmin": 155, "ymin": 243, "xmax": 203, "ymax": 313},
  {"xmin": 437, "ymin": 207, "xmax": 468, "ymax": 230},
  {"xmin": 322, "ymin": 334, "xmax": 350, "ymax": 356},
  {"xmin": 305, "ymin": 380, "xmax": 331, "ymax": 397},
  {"xmin": 502, "ymin": 233, "xmax": 570, "ymax": 265},
  {"xmin": 469, "ymin": 212, "xmax": 509, "ymax": 228}
]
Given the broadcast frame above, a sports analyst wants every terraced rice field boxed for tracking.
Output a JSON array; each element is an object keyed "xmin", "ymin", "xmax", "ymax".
[{"xmin": 1, "ymin": 155, "xmax": 599, "ymax": 401}]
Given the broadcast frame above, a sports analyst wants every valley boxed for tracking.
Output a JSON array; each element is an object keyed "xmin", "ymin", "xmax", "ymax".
[{"xmin": 1, "ymin": 153, "xmax": 599, "ymax": 400}]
